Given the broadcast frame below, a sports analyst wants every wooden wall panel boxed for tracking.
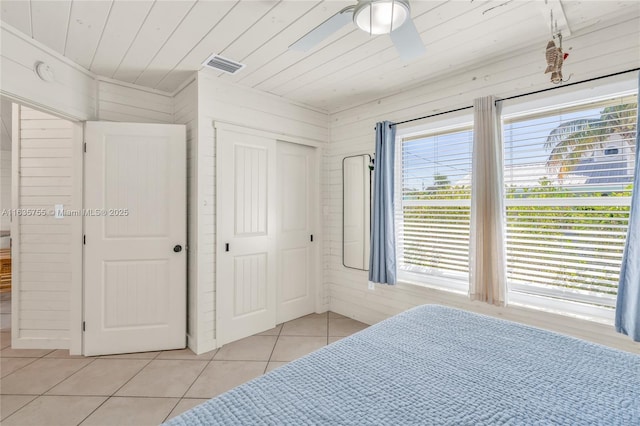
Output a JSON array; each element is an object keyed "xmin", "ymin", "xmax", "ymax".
[
  {"xmin": 11, "ymin": 105, "xmax": 82, "ymax": 349},
  {"xmin": 97, "ymin": 80, "xmax": 173, "ymax": 123},
  {"xmin": 324, "ymin": 19, "xmax": 640, "ymax": 354},
  {"xmin": 195, "ymin": 72, "xmax": 329, "ymax": 353},
  {"xmin": 173, "ymin": 78, "xmax": 201, "ymax": 352},
  {"xmin": 0, "ymin": 23, "xmax": 96, "ymax": 121}
]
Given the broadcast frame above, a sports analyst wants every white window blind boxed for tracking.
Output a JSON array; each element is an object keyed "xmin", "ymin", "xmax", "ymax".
[
  {"xmin": 396, "ymin": 127, "xmax": 474, "ymax": 290},
  {"xmin": 503, "ymin": 95, "xmax": 637, "ymax": 316}
]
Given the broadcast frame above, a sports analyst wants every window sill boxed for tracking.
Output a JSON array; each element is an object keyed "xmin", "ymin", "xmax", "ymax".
[
  {"xmin": 396, "ymin": 271, "xmax": 614, "ymax": 326},
  {"xmin": 397, "ymin": 269, "xmax": 468, "ymax": 295},
  {"xmin": 508, "ymin": 290, "xmax": 614, "ymax": 325}
]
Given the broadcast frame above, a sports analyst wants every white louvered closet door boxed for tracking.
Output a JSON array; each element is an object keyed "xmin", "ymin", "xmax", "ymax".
[{"xmin": 216, "ymin": 127, "xmax": 277, "ymax": 346}]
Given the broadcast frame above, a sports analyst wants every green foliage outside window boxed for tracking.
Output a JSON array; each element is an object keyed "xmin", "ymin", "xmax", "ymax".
[{"xmin": 400, "ymin": 102, "xmax": 637, "ymax": 299}]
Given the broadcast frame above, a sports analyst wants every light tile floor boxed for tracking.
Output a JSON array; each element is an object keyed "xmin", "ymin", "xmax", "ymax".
[
  {"xmin": 0, "ymin": 292, "xmax": 10, "ymax": 332},
  {"xmin": 0, "ymin": 310, "xmax": 368, "ymax": 425}
]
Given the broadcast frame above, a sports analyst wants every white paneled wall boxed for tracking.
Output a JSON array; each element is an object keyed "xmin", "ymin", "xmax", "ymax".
[
  {"xmin": 1, "ymin": 23, "xmax": 179, "ymax": 351},
  {"xmin": 1, "ymin": 21, "xmax": 175, "ymax": 125},
  {"xmin": 1, "ymin": 101, "xmax": 11, "ymax": 231},
  {"xmin": 12, "ymin": 105, "xmax": 82, "ymax": 349},
  {"xmin": 0, "ymin": 149, "xmax": 10, "ymax": 232},
  {"xmin": 195, "ymin": 76, "xmax": 215, "ymax": 353},
  {"xmin": 1, "ymin": 100, "xmax": 12, "ymax": 150},
  {"xmin": 97, "ymin": 79, "xmax": 173, "ymax": 123},
  {"xmin": 0, "ymin": 23, "xmax": 96, "ymax": 121},
  {"xmin": 173, "ymin": 78, "xmax": 200, "ymax": 352},
  {"xmin": 195, "ymin": 71, "xmax": 328, "ymax": 353},
  {"xmin": 3, "ymin": 9, "xmax": 636, "ymax": 354},
  {"xmin": 325, "ymin": 19, "xmax": 640, "ymax": 353}
]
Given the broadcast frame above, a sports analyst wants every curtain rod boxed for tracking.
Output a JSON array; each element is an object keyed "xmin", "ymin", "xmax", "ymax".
[
  {"xmin": 390, "ymin": 105, "xmax": 473, "ymax": 127},
  {"xmin": 496, "ymin": 67, "xmax": 640, "ymax": 104},
  {"xmin": 389, "ymin": 67, "xmax": 640, "ymax": 128}
]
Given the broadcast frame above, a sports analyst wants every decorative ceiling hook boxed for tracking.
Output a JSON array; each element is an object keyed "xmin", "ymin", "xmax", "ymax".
[{"xmin": 557, "ymin": 31, "xmax": 562, "ymax": 49}]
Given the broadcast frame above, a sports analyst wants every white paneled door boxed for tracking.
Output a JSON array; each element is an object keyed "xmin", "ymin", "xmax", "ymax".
[
  {"xmin": 83, "ymin": 122, "xmax": 186, "ymax": 356},
  {"xmin": 217, "ymin": 128, "xmax": 277, "ymax": 346},
  {"xmin": 276, "ymin": 142, "xmax": 317, "ymax": 324}
]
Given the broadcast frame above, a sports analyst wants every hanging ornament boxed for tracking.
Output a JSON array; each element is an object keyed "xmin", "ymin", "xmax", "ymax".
[{"xmin": 544, "ymin": 11, "xmax": 571, "ymax": 84}]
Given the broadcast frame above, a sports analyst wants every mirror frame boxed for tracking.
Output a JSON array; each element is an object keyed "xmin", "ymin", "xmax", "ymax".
[{"xmin": 342, "ymin": 154, "xmax": 372, "ymax": 271}]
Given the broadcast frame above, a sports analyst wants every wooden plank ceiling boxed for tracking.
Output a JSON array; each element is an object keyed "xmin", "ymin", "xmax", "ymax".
[{"xmin": 1, "ymin": 0, "xmax": 639, "ymax": 112}]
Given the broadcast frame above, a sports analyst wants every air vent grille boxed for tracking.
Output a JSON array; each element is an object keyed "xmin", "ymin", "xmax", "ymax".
[{"xmin": 202, "ymin": 54, "xmax": 245, "ymax": 74}]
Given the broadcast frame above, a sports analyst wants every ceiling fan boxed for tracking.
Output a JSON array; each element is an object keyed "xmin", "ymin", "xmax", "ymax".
[{"xmin": 289, "ymin": 0, "xmax": 426, "ymax": 61}]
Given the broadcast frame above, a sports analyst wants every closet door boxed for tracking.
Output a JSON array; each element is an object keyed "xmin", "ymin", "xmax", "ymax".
[
  {"xmin": 216, "ymin": 128, "xmax": 276, "ymax": 346},
  {"xmin": 276, "ymin": 142, "xmax": 317, "ymax": 323}
]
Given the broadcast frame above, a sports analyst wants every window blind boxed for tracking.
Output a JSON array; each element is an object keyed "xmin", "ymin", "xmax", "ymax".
[
  {"xmin": 396, "ymin": 127, "xmax": 474, "ymax": 288},
  {"xmin": 503, "ymin": 95, "xmax": 637, "ymax": 309}
]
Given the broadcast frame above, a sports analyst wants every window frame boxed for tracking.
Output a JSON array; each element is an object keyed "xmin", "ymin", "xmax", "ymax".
[
  {"xmin": 501, "ymin": 91, "xmax": 637, "ymax": 324},
  {"xmin": 390, "ymin": 77, "xmax": 637, "ymax": 324},
  {"xmin": 394, "ymin": 116, "xmax": 474, "ymax": 294}
]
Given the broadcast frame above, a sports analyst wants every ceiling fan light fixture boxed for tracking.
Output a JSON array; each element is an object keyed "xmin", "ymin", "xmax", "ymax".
[{"xmin": 354, "ymin": 0, "xmax": 409, "ymax": 35}]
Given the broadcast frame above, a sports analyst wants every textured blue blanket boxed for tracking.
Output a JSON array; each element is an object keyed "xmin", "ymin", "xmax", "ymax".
[{"xmin": 166, "ymin": 305, "xmax": 640, "ymax": 425}]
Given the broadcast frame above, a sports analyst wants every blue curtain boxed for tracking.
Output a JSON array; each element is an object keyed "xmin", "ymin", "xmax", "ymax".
[
  {"xmin": 615, "ymin": 75, "xmax": 640, "ymax": 341},
  {"xmin": 369, "ymin": 121, "xmax": 397, "ymax": 284}
]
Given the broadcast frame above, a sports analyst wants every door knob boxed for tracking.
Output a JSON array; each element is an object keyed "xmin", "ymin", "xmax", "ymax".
[{"xmin": 173, "ymin": 245, "xmax": 183, "ymax": 253}]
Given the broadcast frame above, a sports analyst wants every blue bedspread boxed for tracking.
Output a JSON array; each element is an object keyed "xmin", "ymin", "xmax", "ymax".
[{"xmin": 166, "ymin": 305, "xmax": 640, "ymax": 425}]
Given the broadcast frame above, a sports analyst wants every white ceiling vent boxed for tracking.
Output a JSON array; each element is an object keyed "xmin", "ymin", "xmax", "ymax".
[{"xmin": 202, "ymin": 54, "xmax": 245, "ymax": 75}]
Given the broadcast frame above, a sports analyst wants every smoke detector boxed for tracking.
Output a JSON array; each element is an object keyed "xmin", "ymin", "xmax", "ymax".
[
  {"xmin": 34, "ymin": 61, "xmax": 55, "ymax": 82},
  {"xmin": 202, "ymin": 54, "xmax": 245, "ymax": 75}
]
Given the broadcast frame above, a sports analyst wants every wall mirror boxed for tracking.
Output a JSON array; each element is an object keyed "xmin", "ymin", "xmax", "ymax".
[{"xmin": 343, "ymin": 154, "xmax": 372, "ymax": 271}]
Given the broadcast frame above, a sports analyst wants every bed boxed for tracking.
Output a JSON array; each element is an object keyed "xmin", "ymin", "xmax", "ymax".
[{"xmin": 166, "ymin": 305, "xmax": 640, "ymax": 425}]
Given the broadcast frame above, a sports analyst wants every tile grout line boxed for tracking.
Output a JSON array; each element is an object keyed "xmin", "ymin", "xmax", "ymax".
[
  {"xmin": 3, "ymin": 315, "xmax": 362, "ymax": 424},
  {"xmin": 1, "ymin": 355, "xmax": 100, "ymax": 424},
  {"xmin": 0, "ymin": 394, "xmax": 37, "ymax": 422},
  {"xmin": 327, "ymin": 311, "xmax": 330, "ymax": 346},
  {"xmin": 0, "ymin": 348, "xmax": 54, "ymax": 359},
  {"xmin": 0, "ymin": 353, "xmax": 94, "ymax": 398},
  {"xmin": 0, "ymin": 356, "xmax": 41, "ymax": 382},
  {"xmin": 163, "ymin": 351, "xmax": 218, "ymax": 423},
  {"xmin": 75, "ymin": 356, "xmax": 157, "ymax": 426},
  {"xmin": 41, "ymin": 357, "xmax": 99, "ymax": 394},
  {"xmin": 96, "ymin": 356, "xmax": 156, "ymax": 396},
  {"xmin": 0, "ymin": 397, "xmax": 35, "ymax": 423},
  {"xmin": 8, "ymin": 394, "xmax": 186, "ymax": 399},
  {"xmin": 162, "ymin": 398, "xmax": 188, "ymax": 423},
  {"xmin": 265, "ymin": 322, "xmax": 286, "ymax": 373}
]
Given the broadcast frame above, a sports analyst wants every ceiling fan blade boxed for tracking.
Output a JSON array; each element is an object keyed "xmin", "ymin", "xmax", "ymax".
[
  {"xmin": 390, "ymin": 18, "xmax": 426, "ymax": 61},
  {"xmin": 289, "ymin": 8, "xmax": 354, "ymax": 52}
]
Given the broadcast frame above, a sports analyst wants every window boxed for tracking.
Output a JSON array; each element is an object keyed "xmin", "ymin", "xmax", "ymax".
[
  {"xmin": 392, "ymin": 88, "xmax": 637, "ymax": 323},
  {"xmin": 502, "ymin": 95, "xmax": 637, "ymax": 320},
  {"xmin": 395, "ymin": 126, "xmax": 473, "ymax": 292}
]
